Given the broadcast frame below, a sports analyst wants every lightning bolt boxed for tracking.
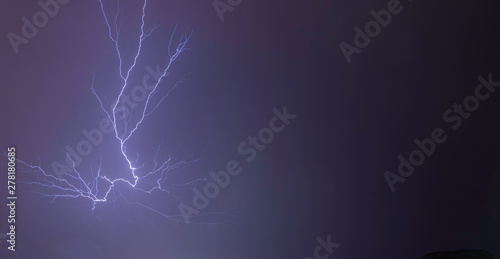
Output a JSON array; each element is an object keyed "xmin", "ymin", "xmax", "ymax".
[{"xmin": 9, "ymin": 0, "xmax": 238, "ymax": 225}]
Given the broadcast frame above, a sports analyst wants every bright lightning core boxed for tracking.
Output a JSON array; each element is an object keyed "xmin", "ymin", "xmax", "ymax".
[{"xmin": 13, "ymin": 0, "xmax": 227, "ymax": 224}]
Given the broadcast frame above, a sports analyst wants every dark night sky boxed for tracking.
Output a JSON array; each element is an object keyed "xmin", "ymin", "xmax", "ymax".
[{"xmin": 1, "ymin": 0, "xmax": 500, "ymax": 258}]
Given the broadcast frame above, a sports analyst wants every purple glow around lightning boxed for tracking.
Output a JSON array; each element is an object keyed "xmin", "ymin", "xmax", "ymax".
[{"xmin": 12, "ymin": 0, "xmax": 235, "ymax": 224}]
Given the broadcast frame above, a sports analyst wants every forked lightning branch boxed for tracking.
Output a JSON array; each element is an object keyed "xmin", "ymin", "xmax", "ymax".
[{"xmin": 13, "ymin": 0, "xmax": 222, "ymax": 225}]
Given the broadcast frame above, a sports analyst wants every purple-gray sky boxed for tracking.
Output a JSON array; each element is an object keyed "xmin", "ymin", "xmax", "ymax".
[{"xmin": 1, "ymin": 0, "xmax": 500, "ymax": 258}]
